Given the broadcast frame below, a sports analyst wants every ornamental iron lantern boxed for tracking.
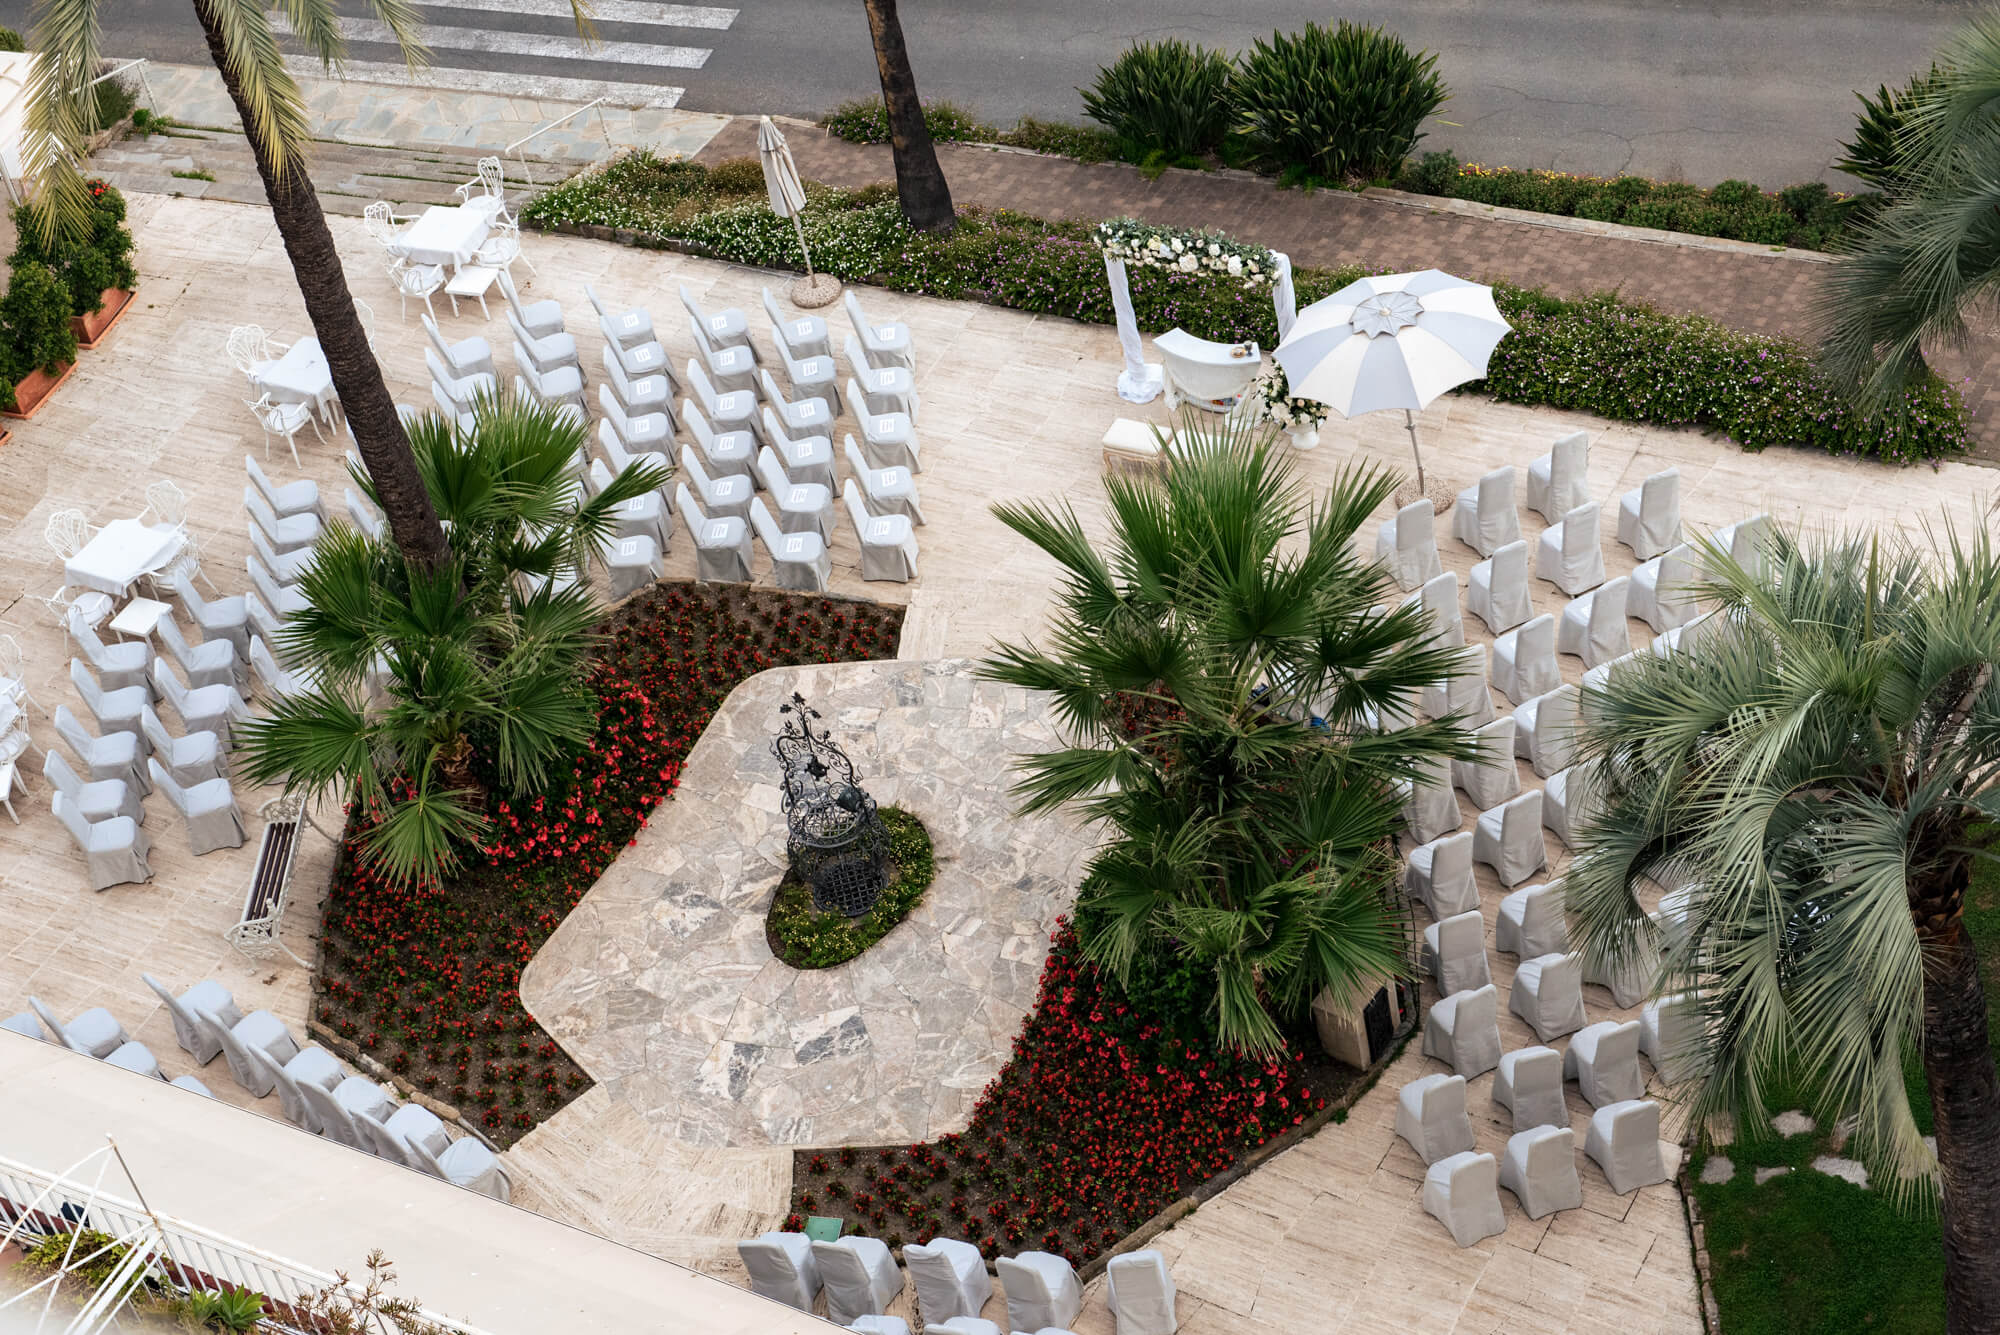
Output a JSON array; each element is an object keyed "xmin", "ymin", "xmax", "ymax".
[{"xmin": 770, "ymin": 693, "xmax": 889, "ymax": 917}]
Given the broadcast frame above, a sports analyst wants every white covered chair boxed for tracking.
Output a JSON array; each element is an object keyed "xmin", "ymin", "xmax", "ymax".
[
  {"xmin": 1712, "ymin": 511, "xmax": 1773, "ymax": 583},
  {"xmin": 246, "ymin": 454, "xmax": 325, "ymax": 520},
  {"xmin": 1526, "ymin": 430, "xmax": 1590, "ymax": 523},
  {"xmin": 1631, "ymin": 542, "xmax": 1700, "ymax": 634},
  {"xmin": 1374, "ymin": 498, "xmax": 1443, "ymax": 592},
  {"xmin": 1467, "ymin": 539, "xmax": 1533, "ymax": 635},
  {"xmin": 158, "ymin": 614, "xmax": 243, "ymax": 691},
  {"xmin": 1453, "ymin": 716, "xmax": 1519, "ymax": 810},
  {"xmin": 1106, "ymin": 1249, "xmax": 1177, "ymax": 1335},
  {"xmin": 1399, "ymin": 755, "xmax": 1460, "ymax": 845},
  {"xmin": 755, "ymin": 446, "xmax": 835, "ymax": 542},
  {"xmin": 680, "ymin": 283, "xmax": 751, "ymax": 352},
  {"xmin": 847, "ymin": 1318, "xmax": 909, "ymax": 1335},
  {"xmin": 675, "ymin": 484, "xmax": 753, "ymax": 584},
  {"xmin": 1406, "ymin": 830, "xmax": 1477, "ymax": 919},
  {"xmin": 1585, "ymin": 1099, "xmax": 1669, "ymax": 1194},
  {"xmin": 512, "ymin": 346, "xmax": 585, "ymax": 414},
  {"xmin": 737, "ymin": 1233, "xmax": 819, "ymax": 1312},
  {"xmin": 1497, "ymin": 879, "xmax": 1567, "ymax": 960},
  {"xmin": 53, "ymin": 704, "xmax": 143, "ymax": 790},
  {"xmin": 843, "ymin": 377, "xmax": 921, "ymax": 473},
  {"xmin": 1, "ymin": 1011, "xmax": 44, "ymax": 1040},
  {"xmin": 845, "ymin": 436, "xmax": 926, "ymax": 525},
  {"xmin": 140, "ymin": 973, "xmax": 240, "ymax": 1065},
  {"xmin": 811, "ymin": 1237, "xmax": 903, "ymax": 1325},
  {"xmin": 153, "ymin": 659, "xmax": 250, "ymax": 744},
  {"xmin": 1492, "ymin": 1045, "xmax": 1567, "ymax": 1132},
  {"xmin": 586, "ymin": 283, "xmax": 652, "ymax": 348},
  {"xmin": 1512, "ymin": 683, "xmax": 1580, "ymax": 779},
  {"xmin": 689, "ymin": 313, "xmax": 756, "ymax": 394},
  {"xmin": 1453, "ymin": 465, "xmax": 1521, "ymax": 556},
  {"xmin": 843, "ymin": 333, "xmax": 919, "ymax": 420},
  {"xmin": 1542, "ymin": 761, "xmax": 1600, "ymax": 850},
  {"xmin": 1651, "ymin": 608, "xmax": 1717, "ymax": 659},
  {"xmin": 1565, "ymin": 1019, "xmax": 1644, "ymax": 1107},
  {"xmin": 1396, "ymin": 1072, "xmax": 1474, "ymax": 1164},
  {"xmin": 194, "ymin": 1005, "xmax": 299, "ymax": 1097},
  {"xmin": 684, "ymin": 400, "xmax": 755, "ymax": 482},
  {"xmin": 771, "ymin": 320, "xmax": 838, "ymax": 413},
  {"xmin": 1424, "ymin": 983, "xmax": 1502, "ymax": 1078},
  {"xmin": 148, "ymin": 759, "xmax": 245, "ymax": 855},
  {"xmin": 1409, "ymin": 571, "xmax": 1464, "ymax": 649},
  {"xmin": 1617, "ymin": 467, "xmax": 1680, "ymax": 559},
  {"xmin": 103, "ymin": 1040, "xmax": 165, "ymax": 1080},
  {"xmin": 679, "ymin": 446, "xmax": 751, "ymax": 523},
  {"xmin": 1583, "ymin": 931, "xmax": 1662, "ymax": 1009},
  {"xmin": 1641, "ymin": 991, "xmax": 1700, "ymax": 1083},
  {"xmin": 761, "ymin": 406, "xmax": 836, "ymax": 489},
  {"xmin": 588, "ymin": 459, "xmax": 672, "ymax": 550},
  {"xmin": 1423, "ymin": 1151, "xmax": 1507, "ymax": 1247},
  {"xmin": 298, "ymin": 1072, "xmax": 396, "ymax": 1150},
  {"xmin": 497, "ymin": 270, "xmax": 562, "ymax": 341},
  {"xmin": 404, "ymin": 1128, "xmax": 511, "ymax": 1201},
  {"xmin": 1509, "ymin": 951, "xmax": 1587, "ymax": 1041},
  {"xmin": 172, "ymin": 572, "xmax": 249, "ymax": 659},
  {"xmin": 996, "ymin": 1252, "xmax": 1082, "ymax": 1335},
  {"xmin": 903, "ymin": 1238, "xmax": 991, "ymax": 1326},
  {"xmin": 749, "ymin": 498, "xmax": 830, "ymax": 593},
  {"xmin": 1536, "ymin": 502, "xmax": 1606, "ymax": 595},
  {"xmin": 765, "ymin": 285, "xmax": 830, "ymax": 357},
  {"xmin": 27, "ymin": 996, "xmax": 127, "ymax": 1058},
  {"xmin": 1558, "ymin": 575, "xmax": 1631, "ymax": 668},
  {"xmin": 597, "ymin": 384, "xmax": 673, "ymax": 455},
  {"xmin": 686, "ymin": 358, "xmax": 755, "ymax": 436},
  {"xmin": 44, "ymin": 748, "xmax": 141, "ymax": 826},
  {"xmin": 844, "ymin": 289, "xmax": 913, "ymax": 370},
  {"xmin": 1421, "ymin": 909, "xmax": 1491, "ymax": 998},
  {"xmin": 72, "ymin": 617, "xmax": 152, "ymax": 695},
  {"xmin": 1491, "ymin": 613, "xmax": 1560, "ymax": 706},
  {"xmin": 242, "ymin": 1039, "xmax": 347, "ymax": 1134},
  {"xmin": 1500, "ymin": 1125, "xmax": 1583, "ymax": 1220},
  {"xmin": 506, "ymin": 309, "xmax": 580, "ymax": 375},
  {"xmin": 1421, "ymin": 643, "xmax": 1492, "ymax": 726},
  {"xmin": 1475, "ymin": 790, "xmax": 1547, "ymax": 886},
  {"xmin": 600, "ymin": 535, "xmax": 662, "ymax": 602},
  {"xmin": 52, "ymin": 790, "xmax": 150, "ymax": 891},
  {"xmin": 844, "ymin": 481, "xmax": 920, "ymax": 583},
  {"xmin": 597, "ymin": 420, "xmax": 670, "ymax": 491},
  {"xmin": 420, "ymin": 313, "xmax": 495, "ymax": 382}
]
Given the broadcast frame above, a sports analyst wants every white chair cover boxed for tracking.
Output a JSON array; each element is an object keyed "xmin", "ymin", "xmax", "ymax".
[
  {"xmin": 1406, "ymin": 830, "xmax": 1477, "ymax": 920},
  {"xmin": 811, "ymin": 1237, "xmax": 903, "ymax": 1324},
  {"xmin": 1468, "ymin": 540, "xmax": 1533, "ymax": 634},
  {"xmin": 1509, "ymin": 952, "xmax": 1587, "ymax": 1041},
  {"xmin": 1396, "ymin": 1072, "xmax": 1474, "ymax": 1164},
  {"xmin": 1631, "ymin": 543, "xmax": 1699, "ymax": 633},
  {"xmin": 1500, "ymin": 1125, "xmax": 1582, "ymax": 1219},
  {"xmin": 1542, "ymin": 762, "xmax": 1600, "ymax": 849},
  {"xmin": 1492, "ymin": 614, "xmax": 1561, "ymax": 705},
  {"xmin": 1399, "ymin": 755, "xmax": 1461, "ymax": 845},
  {"xmin": 51, "ymin": 791, "xmax": 151, "ymax": 890},
  {"xmin": 141, "ymin": 974, "xmax": 240, "ymax": 1065},
  {"xmin": 1585, "ymin": 1099, "xmax": 1669, "ymax": 1194},
  {"xmin": 675, "ymin": 485, "xmax": 753, "ymax": 584},
  {"xmin": 1714, "ymin": 512, "xmax": 1773, "ymax": 583},
  {"xmin": 844, "ymin": 481, "xmax": 920, "ymax": 583},
  {"xmin": 1535, "ymin": 502, "xmax": 1606, "ymax": 595},
  {"xmin": 1583, "ymin": 929, "xmax": 1662, "ymax": 1009},
  {"xmin": 27, "ymin": 997, "xmax": 125, "ymax": 1057},
  {"xmin": 1423, "ymin": 984, "xmax": 1502, "ymax": 1078},
  {"xmin": 1565, "ymin": 1019, "xmax": 1645, "ymax": 1107},
  {"xmin": 1453, "ymin": 716, "xmax": 1519, "ymax": 810},
  {"xmin": 1641, "ymin": 991, "xmax": 1700, "ymax": 1083},
  {"xmin": 750, "ymin": 499, "xmax": 831, "ymax": 592},
  {"xmin": 1409, "ymin": 571, "xmax": 1465, "ymax": 649},
  {"xmin": 1421, "ymin": 644, "xmax": 1493, "ymax": 726},
  {"xmin": 602, "ymin": 535, "xmax": 662, "ymax": 602},
  {"xmin": 995, "ymin": 1252, "xmax": 1082, "ymax": 1334},
  {"xmin": 1105, "ymin": 1249, "xmax": 1178, "ymax": 1335},
  {"xmin": 148, "ymin": 759, "xmax": 246, "ymax": 855},
  {"xmin": 1421, "ymin": 910, "xmax": 1491, "ymax": 997},
  {"xmin": 1474, "ymin": 790, "xmax": 1547, "ymax": 887},
  {"xmin": 1493, "ymin": 1045, "xmax": 1567, "ymax": 1132},
  {"xmin": 1453, "ymin": 465, "xmax": 1521, "ymax": 556},
  {"xmin": 903, "ymin": 1238, "xmax": 991, "ymax": 1325},
  {"xmin": 1558, "ymin": 575, "xmax": 1631, "ymax": 668},
  {"xmin": 1617, "ymin": 467, "xmax": 1680, "ymax": 559},
  {"xmin": 1422, "ymin": 1151, "xmax": 1507, "ymax": 1247},
  {"xmin": 1375, "ymin": 499, "xmax": 1442, "ymax": 591},
  {"xmin": 1496, "ymin": 880, "xmax": 1568, "ymax": 959},
  {"xmin": 1527, "ymin": 430, "xmax": 1590, "ymax": 523},
  {"xmin": 1512, "ymin": 683, "xmax": 1580, "ymax": 779}
]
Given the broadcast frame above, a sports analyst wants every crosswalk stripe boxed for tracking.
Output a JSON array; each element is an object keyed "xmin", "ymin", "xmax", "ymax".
[
  {"xmin": 281, "ymin": 16, "xmax": 712, "ymax": 70},
  {"xmin": 423, "ymin": 0, "xmax": 738, "ymax": 28},
  {"xmin": 286, "ymin": 57, "xmax": 685, "ymax": 109}
]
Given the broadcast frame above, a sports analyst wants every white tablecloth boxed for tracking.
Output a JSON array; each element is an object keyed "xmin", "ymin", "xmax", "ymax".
[
  {"xmin": 392, "ymin": 205, "xmax": 492, "ymax": 268},
  {"xmin": 253, "ymin": 337, "xmax": 337, "ymax": 419},
  {"xmin": 64, "ymin": 519, "xmax": 185, "ymax": 598}
]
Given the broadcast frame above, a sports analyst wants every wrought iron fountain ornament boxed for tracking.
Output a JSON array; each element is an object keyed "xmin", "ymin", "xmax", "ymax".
[{"xmin": 771, "ymin": 693, "xmax": 890, "ymax": 917}]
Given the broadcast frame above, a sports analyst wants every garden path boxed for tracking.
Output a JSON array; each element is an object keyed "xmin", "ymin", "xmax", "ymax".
[{"xmin": 695, "ymin": 117, "xmax": 2000, "ymax": 463}]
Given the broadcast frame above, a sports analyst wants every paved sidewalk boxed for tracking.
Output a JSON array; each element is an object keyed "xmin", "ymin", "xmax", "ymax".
[{"xmin": 694, "ymin": 119, "xmax": 2000, "ymax": 464}]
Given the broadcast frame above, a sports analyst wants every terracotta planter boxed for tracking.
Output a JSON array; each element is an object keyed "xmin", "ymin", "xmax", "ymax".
[
  {"xmin": 71, "ymin": 288, "xmax": 134, "ymax": 350},
  {"xmin": 2, "ymin": 361, "xmax": 75, "ymax": 419}
]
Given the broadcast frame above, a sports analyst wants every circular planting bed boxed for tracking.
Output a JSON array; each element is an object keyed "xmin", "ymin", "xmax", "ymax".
[{"xmin": 764, "ymin": 807, "xmax": 935, "ymax": 969}]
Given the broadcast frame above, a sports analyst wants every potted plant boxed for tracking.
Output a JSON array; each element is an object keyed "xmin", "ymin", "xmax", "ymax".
[
  {"xmin": 1258, "ymin": 364, "xmax": 1331, "ymax": 449},
  {"xmin": 10, "ymin": 178, "xmax": 139, "ymax": 349},
  {"xmin": 0, "ymin": 260, "xmax": 81, "ymax": 419}
]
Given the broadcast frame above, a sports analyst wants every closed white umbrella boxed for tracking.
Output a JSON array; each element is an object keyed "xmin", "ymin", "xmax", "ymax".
[
  {"xmin": 757, "ymin": 115, "xmax": 839, "ymax": 308},
  {"xmin": 1274, "ymin": 269, "xmax": 1512, "ymax": 509}
]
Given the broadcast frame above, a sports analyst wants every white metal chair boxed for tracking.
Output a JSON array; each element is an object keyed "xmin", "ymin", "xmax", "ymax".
[
  {"xmin": 1406, "ymin": 829, "xmax": 1477, "ymax": 920},
  {"xmin": 245, "ymin": 394, "xmax": 322, "ymax": 469},
  {"xmin": 475, "ymin": 219, "xmax": 531, "ymax": 282},
  {"xmin": 1423, "ymin": 1151, "xmax": 1507, "ymax": 1247},
  {"xmin": 764, "ymin": 286, "xmax": 830, "ymax": 358},
  {"xmin": 1497, "ymin": 879, "xmax": 1567, "ymax": 959},
  {"xmin": 1452, "ymin": 465, "xmax": 1520, "ymax": 557},
  {"xmin": 1535, "ymin": 501, "xmax": 1606, "ymax": 595},
  {"xmin": 0, "ymin": 634, "xmax": 40, "ymax": 717},
  {"xmin": 1631, "ymin": 542, "xmax": 1699, "ymax": 634},
  {"xmin": 749, "ymin": 497, "xmax": 830, "ymax": 592},
  {"xmin": 421, "ymin": 313, "xmax": 496, "ymax": 382},
  {"xmin": 1421, "ymin": 909, "xmax": 1491, "ymax": 998},
  {"xmin": 843, "ymin": 480, "xmax": 919, "ymax": 583},
  {"xmin": 843, "ymin": 289, "xmax": 913, "ymax": 369},
  {"xmin": 1617, "ymin": 467, "xmax": 1681, "ymax": 560},
  {"xmin": 676, "ymin": 485, "xmax": 752, "ymax": 584},
  {"xmin": 1423, "ymin": 983, "xmax": 1501, "ymax": 1079},
  {"xmin": 1374, "ymin": 498, "xmax": 1442, "ymax": 591},
  {"xmin": 1509, "ymin": 951, "xmax": 1587, "ymax": 1041},
  {"xmin": 680, "ymin": 283, "xmax": 751, "ymax": 352},
  {"xmin": 1500, "ymin": 1125, "xmax": 1582, "ymax": 1219},
  {"xmin": 387, "ymin": 256, "xmax": 444, "ymax": 323},
  {"xmin": 683, "ymin": 400, "xmax": 754, "ymax": 481},
  {"xmin": 1558, "ymin": 575, "xmax": 1631, "ymax": 668},
  {"xmin": 1396, "ymin": 1072, "xmax": 1474, "ymax": 1165},
  {"xmin": 1474, "ymin": 789, "xmax": 1546, "ymax": 887},
  {"xmin": 1493, "ymin": 1045, "xmax": 1566, "ymax": 1132},
  {"xmin": 843, "ymin": 376, "xmax": 921, "ymax": 473},
  {"xmin": 1585, "ymin": 1099, "xmax": 1669, "ymax": 1194},
  {"xmin": 844, "ymin": 435, "xmax": 925, "ymax": 525},
  {"xmin": 1467, "ymin": 539, "xmax": 1533, "ymax": 635},
  {"xmin": 1512, "ymin": 682, "xmax": 1580, "ymax": 778},
  {"xmin": 499, "ymin": 270, "xmax": 563, "ymax": 340},
  {"xmin": 679, "ymin": 446, "xmax": 751, "ymax": 522},
  {"xmin": 1526, "ymin": 430, "xmax": 1590, "ymax": 523},
  {"xmin": 1566, "ymin": 1019, "xmax": 1645, "ymax": 1107},
  {"xmin": 1453, "ymin": 716, "xmax": 1518, "ymax": 810},
  {"xmin": 1491, "ymin": 613, "xmax": 1560, "ymax": 706},
  {"xmin": 362, "ymin": 201, "xmax": 407, "ymax": 248}
]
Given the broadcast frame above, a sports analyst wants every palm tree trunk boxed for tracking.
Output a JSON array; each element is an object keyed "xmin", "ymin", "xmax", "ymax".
[
  {"xmin": 1918, "ymin": 866, "xmax": 2000, "ymax": 1335},
  {"xmin": 190, "ymin": 1, "xmax": 451, "ymax": 573},
  {"xmin": 861, "ymin": 0, "xmax": 955, "ymax": 234}
]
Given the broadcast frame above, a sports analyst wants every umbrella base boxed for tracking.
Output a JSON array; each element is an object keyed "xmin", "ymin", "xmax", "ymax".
[
  {"xmin": 1394, "ymin": 476, "xmax": 1460, "ymax": 514},
  {"xmin": 790, "ymin": 272, "xmax": 842, "ymax": 309}
]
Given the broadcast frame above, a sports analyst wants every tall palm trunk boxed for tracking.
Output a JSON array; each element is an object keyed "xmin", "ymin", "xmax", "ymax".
[
  {"xmin": 1916, "ymin": 860, "xmax": 2000, "ymax": 1335},
  {"xmin": 191, "ymin": 1, "xmax": 451, "ymax": 573},
  {"xmin": 861, "ymin": 0, "xmax": 954, "ymax": 234}
]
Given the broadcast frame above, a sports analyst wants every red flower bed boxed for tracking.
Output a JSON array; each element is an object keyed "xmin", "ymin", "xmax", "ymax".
[
  {"xmin": 787, "ymin": 920, "xmax": 1325, "ymax": 1266},
  {"xmin": 313, "ymin": 583, "xmax": 903, "ymax": 1146}
]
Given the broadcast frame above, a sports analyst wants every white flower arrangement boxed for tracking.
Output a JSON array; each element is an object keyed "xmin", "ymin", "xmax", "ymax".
[
  {"xmin": 1258, "ymin": 365, "xmax": 1329, "ymax": 429},
  {"xmin": 1093, "ymin": 218, "xmax": 1276, "ymax": 289}
]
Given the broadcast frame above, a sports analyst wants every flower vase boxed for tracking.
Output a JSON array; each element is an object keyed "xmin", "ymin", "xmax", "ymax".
[{"xmin": 1287, "ymin": 424, "xmax": 1321, "ymax": 451}]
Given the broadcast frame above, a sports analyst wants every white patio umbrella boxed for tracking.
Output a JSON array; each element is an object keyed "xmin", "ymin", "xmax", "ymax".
[
  {"xmin": 757, "ymin": 115, "xmax": 839, "ymax": 308},
  {"xmin": 1274, "ymin": 269, "xmax": 1512, "ymax": 510}
]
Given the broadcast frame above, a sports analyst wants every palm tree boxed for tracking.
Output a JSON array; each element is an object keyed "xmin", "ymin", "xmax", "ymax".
[
  {"xmin": 1564, "ymin": 523, "xmax": 2000, "ymax": 1334},
  {"xmin": 980, "ymin": 415, "xmax": 1475, "ymax": 1054},
  {"xmin": 1818, "ymin": 14, "xmax": 2000, "ymax": 407},
  {"xmin": 860, "ymin": 0, "xmax": 955, "ymax": 233},
  {"xmin": 237, "ymin": 392, "xmax": 667, "ymax": 885},
  {"xmin": 20, "ymin": 0, "xmax": 589, "ymax": 570}
]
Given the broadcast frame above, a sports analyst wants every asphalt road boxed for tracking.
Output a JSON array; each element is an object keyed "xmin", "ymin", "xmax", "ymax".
[{"xmin": 4, "ymin": 0, "xmax": 1975, "ymax": 186}]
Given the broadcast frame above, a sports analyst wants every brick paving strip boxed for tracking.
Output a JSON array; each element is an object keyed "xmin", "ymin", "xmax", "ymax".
[{"xmin": 695, "ymin": 118, "xmax": 2000, "ymax": 466}]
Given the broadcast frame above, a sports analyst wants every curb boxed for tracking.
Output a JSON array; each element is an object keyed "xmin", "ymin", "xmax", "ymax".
[{"xmin": 1677, "ymin": 1154, "xmax": 1724, "ymax": 1335}]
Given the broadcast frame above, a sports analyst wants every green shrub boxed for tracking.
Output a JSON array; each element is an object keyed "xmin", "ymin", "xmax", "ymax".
[
  {"xmin": 1707, "ymin": 178, "xmax": 1762, "ymax": 209},
  {"xmin": 1, "ymin": 260, "xmax": 80, "ymax": 386},
  {"xmin": 997, "ymin": 116, "xmax": 1122, "ymax": 163},
  {"xmin": 0, "ymin": 27, "xmax": 22, "ymax": 53},
  {"xmin": 1233, "ymin": 20, "xmax": 1447, "ymax": 182},
  {"xmin": 819, "ymin": 97, "xmax": 987, "ymax": 145},
  {"xmin": 178, "ymin": 1287, "xmax": 268, "ymax": 1333},
  {"xmin": 703, "ymin": 155, "xmax": 765, "ymax": 196},
  {"xmin": 1619, "ymin": 198, "xmax": 1678, "ymax": 231},
  {"xmin": 1838, "ymin": 64, "xmax": 1946, "ymax": 194},
  {"xmin": 93, "ymin": 75, "xmax": 136, "ymax": 129},
  {"xmin": 766, "ymin": 808, "xmax": 934, "ymax": 968},
  {"xmin": 1735, "ymin": 208, "xmax": 1797, "ymax": 245},
  {"xmin": 1573, "ymin": 190, "xmax": 1622, "ymax": 223},
  {"xmin": 1407, "ymin": 149, "xmax": 1459, "ymax": 195},
  {"xmin": 10, "ymin": 179, "xmax": 138, "ymax": 316},
  {"xmin": 1080, "ymin": 37, "xmax": 1236, "ymax": 159}
]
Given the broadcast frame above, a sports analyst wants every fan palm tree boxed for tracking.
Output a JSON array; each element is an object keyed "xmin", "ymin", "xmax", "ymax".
[
  {"xmin": 1818, "ymin": 14, "xmax": 2000, "ymax": 407},
  {"xmin": 1564, "ymin": 523, "xmax": 2000, "ymax": 1334},
  {"xmin": 980, "ymin": 415, "xmax": 1476, "ymax": 1054},
  {"xmin": 236, "ymin": 391, "xmax": 667, "ymax": 885},
  {"xmin": 860, "ymin": 0, "xmax": 955, "ymax": 233},
  {"xmin": 20, "ymin": 0, "xmax": 590, "ymax": 571}
]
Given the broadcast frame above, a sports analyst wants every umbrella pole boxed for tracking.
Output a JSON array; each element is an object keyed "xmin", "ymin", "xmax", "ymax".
[
  {"xmin": 1404, "ymin": 409, "xmax": 1427, "ymax": 494},
  {"xmin": 790, "ymin": 212, "xmax": 815, "ymax": 279}
]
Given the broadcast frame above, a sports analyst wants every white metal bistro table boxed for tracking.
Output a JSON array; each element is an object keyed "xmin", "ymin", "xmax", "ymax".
[
  {"xmin": 63, "ymin": 519, "xmax": 185, "ymax": 598},
  {"xmin": 392, "ymin": 204, "xmax": 492, "ymax": 269},
  {"xmin": 252, "ymin": 336, "xmax": 338, "ymax": 424}
]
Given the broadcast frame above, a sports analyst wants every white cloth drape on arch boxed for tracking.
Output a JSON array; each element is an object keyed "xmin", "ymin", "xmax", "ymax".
[{"xmin": 1104, "ymin": 250, "xmax": 1295, "ymax": 403}]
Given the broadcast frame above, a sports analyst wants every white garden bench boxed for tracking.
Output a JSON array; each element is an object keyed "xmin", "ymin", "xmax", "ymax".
[{"xmin": 225, "ymin": 793, "xmax": 327, "ymax": 966}]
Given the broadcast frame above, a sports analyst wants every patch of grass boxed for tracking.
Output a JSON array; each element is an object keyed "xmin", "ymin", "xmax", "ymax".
[
  {"xmin": 170, "ymin": 168, "xmax": 214, "ymax": 182},
  {"xmin": 764, "ymin": 807, "xmax": 934, "ymax": 968}
]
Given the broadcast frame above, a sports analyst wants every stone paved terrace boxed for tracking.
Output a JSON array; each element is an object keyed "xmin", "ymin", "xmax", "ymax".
[{"xmin": 3, "ymin": 189, "xmax": 1994, "ymax": 1328}]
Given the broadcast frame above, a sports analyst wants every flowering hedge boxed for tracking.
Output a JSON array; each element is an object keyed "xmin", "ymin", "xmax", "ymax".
[
  {"xmin": 786, "ymin": 920, "xmax": 1323, "ymax": 1266},
  {"xmin": 524, "ymin": 167, "xmax": 1967, "ymax": 464},
  {"xmin": 314, "ymin": 583, "xmax": 903, "ymax": 1145}
]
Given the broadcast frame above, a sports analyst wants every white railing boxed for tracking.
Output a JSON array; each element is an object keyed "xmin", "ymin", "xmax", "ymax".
[
  {"xmin": 85, "ymin": 57, "xmax": 158, "ymax": 118},
  {"xmin": 0, "ymin": 1143, "xmax": 494, "ymax": 1335},
  {"xmin": 504, "ymin": 96, "xmax": 613, "ymax": 185}
]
